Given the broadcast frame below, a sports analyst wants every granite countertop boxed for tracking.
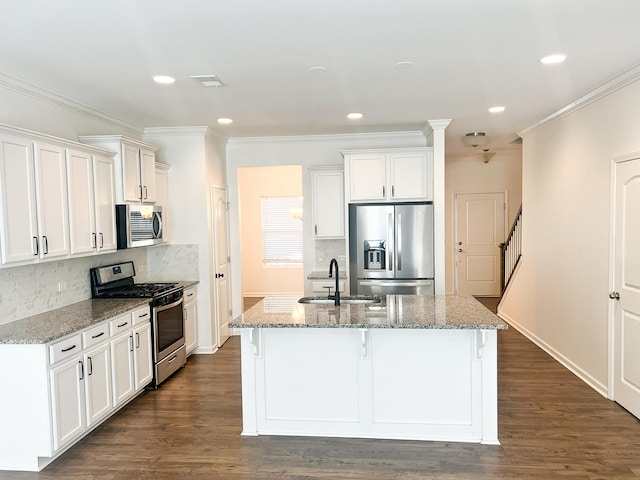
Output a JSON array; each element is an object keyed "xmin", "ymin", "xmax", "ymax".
[
  {"xmin": 230, "ymin": 295, "xmax": 508, "ymax": 330},
  {"xmin": 0, "ymin": 298, "xmax": 150, "ymax": 345},
  {"xmin": 0, "ymin": 280, "xmax": 199, "ymax": 345},
  {"xmin": 307, "ymin": 271, "xmax": 348, "ymax": 280}
]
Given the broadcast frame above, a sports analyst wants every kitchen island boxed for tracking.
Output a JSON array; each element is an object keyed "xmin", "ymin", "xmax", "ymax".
[{"xmin": 230, "ymin": 295, "xmax": 507, "ymax": 445}]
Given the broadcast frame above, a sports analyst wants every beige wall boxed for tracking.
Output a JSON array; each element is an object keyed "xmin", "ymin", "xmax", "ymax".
[
  {"xmin": 238, "ymin": 165, "xmax": 304, "ymax": 296},
  {"xmin": 445, "ymin": 150, "xmax": 522, "ymax": 294},
  {"xmin": 500, "ymin": 77, "xmax": 640, "ymax": 395}
]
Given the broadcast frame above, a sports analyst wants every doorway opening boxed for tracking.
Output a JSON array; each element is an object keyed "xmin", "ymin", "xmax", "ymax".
[{"xmin": 237, "ymin": 165, "xmax": 304, "ymax": 306}]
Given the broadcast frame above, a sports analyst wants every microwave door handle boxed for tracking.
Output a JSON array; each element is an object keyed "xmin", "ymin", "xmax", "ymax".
[
  {"xmin": 153, "ymin": 212, "xmax": 163, "ymax": 238},
  {"xmin": 387, "ymin": 212, "xmax": 393, "ymax": 271}
]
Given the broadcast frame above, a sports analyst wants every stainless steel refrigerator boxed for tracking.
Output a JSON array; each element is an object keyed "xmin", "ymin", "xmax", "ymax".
[{"xmin": 349, "ymin": 203, "xmax": 434, "ymax": 295}]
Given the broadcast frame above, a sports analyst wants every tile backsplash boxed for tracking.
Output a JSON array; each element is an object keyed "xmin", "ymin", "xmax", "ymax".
[
  {"xmin": 0, "ymin": 244, "xmax": 199, "ymax": 326},
  {"xmin": 147, "ymin": 244, "xmax": 199, "ymax": 281},
  {"xmin": 315, "ymin": 239, "xmax": 347, "ymax": 270}
]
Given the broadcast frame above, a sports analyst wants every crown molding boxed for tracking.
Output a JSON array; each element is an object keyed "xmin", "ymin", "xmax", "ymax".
[
  {"xmin": 227, "ymin": 130, "xmax": 427, "ymax": 146},
  {"xmin": 144, "ymin": 126, "xmax": 228, "ymax": 145},
  {"xmin": 0, "ymin": 72, "xmax": 143, "ymax": 137},
  {"xmin": 519, "ymin": 63, "xmax": 640, "ymax": 137}
]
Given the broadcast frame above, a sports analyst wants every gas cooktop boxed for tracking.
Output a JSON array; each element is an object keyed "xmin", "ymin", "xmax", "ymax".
[{"xmin": 90, "ymin": 261, "xmax": 181, "ymax": 299}]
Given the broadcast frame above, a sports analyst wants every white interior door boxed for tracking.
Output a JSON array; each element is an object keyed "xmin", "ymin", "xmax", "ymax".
[
  {"xmin": 612, "ymin": 157, "xmax": 640, "ymax": 419},
  {"xmin": 213, "ymin": 187, "xmax": 231, "ymax": 347},
  {"xmin": 455, "ymin": 192, "xmax": 505, "ymax": 296}
]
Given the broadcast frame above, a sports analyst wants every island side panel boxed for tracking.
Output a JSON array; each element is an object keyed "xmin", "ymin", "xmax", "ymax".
[
  {"xmin": 239, "ymin": 329, "xmax": 258, "ymax": 435},
  {"xmin": 480, "ymin": 330, "xmax": 499, "ymax": 445}
]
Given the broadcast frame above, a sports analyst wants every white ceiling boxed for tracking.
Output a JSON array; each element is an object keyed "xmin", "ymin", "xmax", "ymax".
[{"xmin": 2, "ymin": 0, "xmax": 640, "ymax": 154}]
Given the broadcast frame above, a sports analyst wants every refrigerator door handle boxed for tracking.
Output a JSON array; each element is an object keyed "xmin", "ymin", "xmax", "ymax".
[
  {"xmin": 387, "ymin": 212, "xmax": 394, "ymax": 271},
  {"xmin": 359, "ymin": 280, "xmax": 433, "ymax": 287},
  {"xmin": 397, "ymin": 213, "xmax": 402, "ymax": 271}
]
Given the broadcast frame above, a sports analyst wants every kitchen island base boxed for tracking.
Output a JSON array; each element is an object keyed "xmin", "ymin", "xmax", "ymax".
[{"xmin": 240, "ymin": 327, "xmax": 499, "ymax": 445}]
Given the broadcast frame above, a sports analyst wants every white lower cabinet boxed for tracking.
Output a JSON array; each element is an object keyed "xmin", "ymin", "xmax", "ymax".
[
  {"xmin": 0, "ymin": 304, "xmax": 154, "ymax": 472},
  {"xmin": 84, "ymin": 342, "xmax": 112, "ymax": 427},
  {"xmin": 183, "ymin": 286, "xmax": 198, "ymax": 355},
  {"xmin": 49, "ymin": 357, "xmax": 85, "ymax": 451},
  {"xmin": 110, "ymin": 331, "xmax": 135, "ymax": 407},
  {"xmin": 133, "ymin": 321, "xmax": 153, "ymax": 389}
]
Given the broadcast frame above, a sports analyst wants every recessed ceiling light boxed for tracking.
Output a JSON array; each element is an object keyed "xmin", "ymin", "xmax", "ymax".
[
  {"xmin": 309, "ymin": 66, "xmax": 327, "ymax": 73},
  {"xmin": 540, "ymin": 54, "xmax": 567, "ymax": 64},
  {"xmin": 347, "ymin": 112, "xmax": 363, "ymax": 120},
  {"xmin": 395, "ymin": 61, "xmax": 414, "ymax": 69},
  {"xmin": 153, "ymin": 75, "xmax": 175, "ymax": 84},
  {"xmin": 217, "ymin": 118, "xmax": 233, "ymax": 125},
  {"xmin": 488, "ymin": 106, "xmax": 506, "ymax": 113}
]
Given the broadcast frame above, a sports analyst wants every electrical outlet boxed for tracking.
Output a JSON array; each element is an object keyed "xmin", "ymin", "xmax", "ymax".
[{"xmin": 57, "ymin": 282, "xmax": 67, "ymax": 292}]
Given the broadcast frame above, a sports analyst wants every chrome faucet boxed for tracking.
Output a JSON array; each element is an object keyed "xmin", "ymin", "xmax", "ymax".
[{"xmin": 328, "ymin": 258, "xmax": 341, "ymax": 306}]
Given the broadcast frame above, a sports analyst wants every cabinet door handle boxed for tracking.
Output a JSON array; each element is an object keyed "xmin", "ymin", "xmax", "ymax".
[
  {"xmin": 42, "ymin": 235, "xmax": 49, "ymax": 254},
  {"xmin": 138, "ymin": 185, "xmax": 143, "ymax": 200},
  {"xmin": 129, "ymin": 335, "xmax": 134, "ymax": 352},
  {"xmin": 91, "ymin": 332, "xmax": 105, "ymax": 339},
  {"xmin": 78, "ymin": 360, "xmax": 84, "ymax": 381},
  {"xmin": 136, "ymin": 332, "xmax": 140, "ymax": 349},
  {"xmin": 61, "ymin": 344, "xmax": 77, "ymax": 352},
  {"xmin": 88, "ymin": 357, "xmax": 93, "ymax": 376},
  {"xmin": 99, "ymin": 233, "xmax": 104, "ymax": 248},
  {"xmin": 392, "ymin": 185, "xmax": 395, "ymax": 197},
  {"xmin": 186, "ymin": 293, "xmax": 194, "ymax": 298},
  {"xmin": 382, "ymin": 185, "xmax": 385, "ymax": 197},
  {"xmin": 92, "ymin": 232, "xmax": 97, "ymax": 248},
  {"xmin": 138, "ymin": 312, "xmax": 149, "ymax": 318},
  {"xmin": 143, "ymin": 186, "xmax": 148, "ymax": 199},
  {"xmin": 33, "ymin": 236, "xmax": 39, "ymax": 255},
  {"xmin": 117, "ymin": 322, "xmax": 128, "ymax": 328}
]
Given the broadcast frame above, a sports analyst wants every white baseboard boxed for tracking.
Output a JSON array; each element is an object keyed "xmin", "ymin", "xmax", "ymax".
[
  {"xmin": 192, "ymin": 345, "xmax": 218, "ymax": 355},
  {"xmin": 497, "ymin": 309, "xmax": 608, "ymax": 398}
]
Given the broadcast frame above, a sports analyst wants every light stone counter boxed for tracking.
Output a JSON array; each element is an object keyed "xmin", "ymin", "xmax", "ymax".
[
  {"xmin": 231, "ymin": 294, "xmax": 507, "ymax": 330},
  {"xmin": 307, "ymin": 271, "xmax": 348, "ymax": 280},
  {"xmin": 0, "ymin": 280, "xmax": 198, "ymax": 345},
  {"xmin": 0, "ymin": 298, "xmax": 150, "ymax": 344}
]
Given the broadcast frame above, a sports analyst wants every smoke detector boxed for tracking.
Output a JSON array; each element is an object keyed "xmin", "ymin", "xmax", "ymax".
[{"xmin": 190, "ymin": 75, "xmax": 225, "ymax": 87}]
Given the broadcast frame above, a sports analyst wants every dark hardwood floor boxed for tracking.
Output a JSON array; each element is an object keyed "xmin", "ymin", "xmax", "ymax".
[{"xmin": 4, "ymin": 299, "xmax": 640, "ymax": 479}]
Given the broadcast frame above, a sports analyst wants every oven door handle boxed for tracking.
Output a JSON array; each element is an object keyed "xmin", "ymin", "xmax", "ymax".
[{"xmin": 155, "ymin": 297, "xmax": 184, "ymax": 312}]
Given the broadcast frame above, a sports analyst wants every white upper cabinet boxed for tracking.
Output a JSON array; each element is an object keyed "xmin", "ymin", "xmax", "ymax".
[
  {"xmin": 33, "ymin": 142, "xmax": 70, "ymax": 259},
  {"xmin": 67, "ymin": 149, "xmax": 117, "ymax": 255},
  {"xmin": 0, "ymin": 135, "xmax": 38, "ymax": 264},
  {"xmin": 0, "ymin": 126, "xmax": 117, "ymax": 266},
  {"xmin": 343, "ymin": 148, "xmax": 433, "ymax": 203},
  {"xmin": 312, "ymin": 170, "xmax": 344, "ymax": 238},
  {"xmin": 347, "ymin": 153, "xmax": 387, "ymax": 201},
  {"xmin": 0, "ymin": 136, "xmax": 69, "ymax": 264},
  {"xmin": 93, "ymin": 155, "xmax": 117, "ymax": 252},
  {"xmin": 78, "ymin": 135, "xmax": 158, "ymax": 204},
  {"xmin": 66, "ymin": 148, "xmax": 96, "ymax": 255}
]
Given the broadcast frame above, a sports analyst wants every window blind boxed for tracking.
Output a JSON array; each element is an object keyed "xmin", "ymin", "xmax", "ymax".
[{"xmin": 261, "ymin": 196, "xmax": 303, "ymax": 266}]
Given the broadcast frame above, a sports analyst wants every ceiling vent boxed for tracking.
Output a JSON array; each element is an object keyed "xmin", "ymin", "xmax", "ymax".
[{"xmin": 190, "ymin": 75, "xmax": 225, "ymax": 87}]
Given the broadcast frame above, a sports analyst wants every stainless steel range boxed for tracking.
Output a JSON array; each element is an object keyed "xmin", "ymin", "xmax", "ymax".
[{"xmin": 90, "ymin": 261, "xmax": 186, "ymax": 388}]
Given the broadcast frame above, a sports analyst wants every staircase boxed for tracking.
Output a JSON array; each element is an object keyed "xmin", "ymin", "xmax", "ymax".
[{"xmin": 500, "ymin": 206, "xmax": 522, "ymax": 293}]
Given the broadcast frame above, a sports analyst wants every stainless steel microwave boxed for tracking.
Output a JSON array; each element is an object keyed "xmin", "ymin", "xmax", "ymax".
[{"xmin": 115, "ymin": 204, "xmax": 163, "ymax": 248}]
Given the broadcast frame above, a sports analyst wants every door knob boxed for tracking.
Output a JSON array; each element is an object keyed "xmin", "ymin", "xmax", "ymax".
[{"xmin": 609, "ymin": 291, "xmax": 620, "ymax": 300}]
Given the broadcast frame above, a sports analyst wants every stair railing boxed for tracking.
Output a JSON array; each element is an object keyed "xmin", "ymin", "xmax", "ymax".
[{"xmin": 499, "ymin": 206, "xmax": 522, "ymax": 293}]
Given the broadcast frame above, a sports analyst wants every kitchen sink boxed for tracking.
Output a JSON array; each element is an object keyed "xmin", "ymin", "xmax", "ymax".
[{"xmin": 298, "ymin": 295, "xmax": 381, "ymax": 305}]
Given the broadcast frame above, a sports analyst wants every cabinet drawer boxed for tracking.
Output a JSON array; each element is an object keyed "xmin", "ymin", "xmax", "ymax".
[
  {"xmin": 132, "ymin": 306, "xmax": 151, "ymax": 326},
  {"xmin": 311, "ymin": 280, "xmax": 345, "ymax": 293},
  {"xmin": 82, "ymin": 322, "xmax": 109, "ymax": 348},
  {"xmin": 184, "ymin": 287, "xmax": 196, "ymax": 303},
  {"xmin": 109, "ymin": 314, "xmax": 132, "ymax": 336},
  {"xmin": 49, "ymin": 334, "xmax": 82, "ymax": 365}
]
